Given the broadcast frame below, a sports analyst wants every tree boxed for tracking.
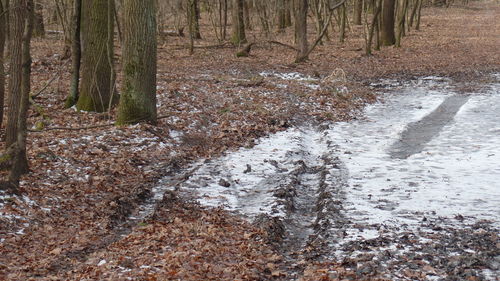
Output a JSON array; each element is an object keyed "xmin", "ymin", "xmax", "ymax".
[
  {"xmin": 380, "ymin": 0, "xmax": 396, "ymax": 46},
  {"xmin": 1, "ymin": 0, "xmax": 33, "ymax": 191},
  {"xmin": 65, "ymin": 0, "xmax": 82, "ymax": 108},
  {"xmin": 395, "ymin": 0, "xmax": 408, "ymax": 47},
  {"xmin": 187, "ymin": 0, "xmax": 202, "ymax": 41},
  {"xmin": 9, "ymin": 0, "xmax": 33, "ymax": 184},
  {"xmin": 294, "ymin": 0, "xmax": 308, "ymax": 62},
  {"xmin": 5, "ymin": 0, "xmax": 26, "ymax": 146},
  {"xmin": 231, "ymin": 0, "xmax": 246, "ymax": 44},
  {"xmin": 76, "ymin": 0, "xmax": 115, "ymax": 112},
  {"xmin": 0, "ymin": 0, "xmax": 6, "ymax": 129},
  {"xmin": 116, "ymin": 0, "xmax": 157, "ymax": 124},
  {"xmin": 353, "ymin": 0, "xmax": 363, "ymax": 25}
]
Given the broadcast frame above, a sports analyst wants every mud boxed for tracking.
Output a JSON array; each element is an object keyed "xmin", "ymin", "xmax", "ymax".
[{"xmin": 155, "ymin": 74, "xmax": 500, "ymax": 280}]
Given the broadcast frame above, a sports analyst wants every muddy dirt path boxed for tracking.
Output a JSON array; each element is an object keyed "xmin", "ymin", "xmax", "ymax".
[{"xmin": 161, "ymin": 74, "xmax": 500, "ymax": 280}]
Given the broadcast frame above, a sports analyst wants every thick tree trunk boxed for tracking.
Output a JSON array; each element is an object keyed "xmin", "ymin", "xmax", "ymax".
[
  {"xmin": 5, "ymin": 0, "xmax": 25, "ymax": 146},
  {"xmin": 9, "ymin": 0, "xmax": 33, "ymax": 183},
  {"xmin": 243, "ymin": 0, "xmax": 251, "ymax": 30},
  {"xmin": 395, "ymin": 0, "xmax": 408, "ymax": 47},
  {"xmin": 77, "ymin": 0, "xmax": 115, "ymax": 112},
  {"xmin": 380, "ymin": 0, "xmax": 396, "ymax": 46},
  {"xmin": 353, "ymin": 0, "xmax": 363, "ymax": 25},
  {"xmin": 366, "ymin": 0, "xmax": 383, "ymax": 55},
  {"xmin": 116, "ymin": 0, "xmax": 157, "ymax": 125},
  {"xmin": 0, "ymin": 1, "xmax": 6, "ymax": 129},
  {"xmin": 277, "ymin": 0, "xmax": 287, "ymax": 30},
  {"xmin": 415, "ymin": 0, "xmax": 423, "ymax": 30},
  {"xmin": 339, "ymin": 3, "xmax": 346, "ymax": 43},
  {"xmin": 188, "ymin": 0, "xmax": 201, "ymax": 39},
  {"xmin": 231, "ymin": 0, "xmax": 246, "ymax": 44},
  {"xmin": 294, "ymin": 0, "xmax": 308, "ymax": 62},
  {"xmin": 65, "ymin": 0, "xmax": 82, "ymax": 108}
]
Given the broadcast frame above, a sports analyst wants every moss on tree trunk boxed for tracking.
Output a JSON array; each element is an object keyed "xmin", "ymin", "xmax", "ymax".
[
  {"xmin": 77, "ymin": 0, "xmax": 115, "ymax": 112},
  {"xmin": 116, "ymin": 0, "xmax": 157, "ymax": 125}
]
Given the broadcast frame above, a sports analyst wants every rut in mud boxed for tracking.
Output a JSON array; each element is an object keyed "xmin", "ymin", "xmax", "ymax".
[{"xmin": 156, "ymin": 75, "xmax": 500, "ymax": 280}]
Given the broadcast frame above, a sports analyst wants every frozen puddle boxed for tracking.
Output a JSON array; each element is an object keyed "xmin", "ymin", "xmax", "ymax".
[
  {"xmin": 164, "ymin": 75, "xmax": 499, "ymax": 279},
  {"xmin": 330, "ymin": 81, "xmax": 500, "ymax": 228}
]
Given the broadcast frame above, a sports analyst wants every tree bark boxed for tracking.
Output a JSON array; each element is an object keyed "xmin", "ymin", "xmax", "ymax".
[
  {"xmin": 277, "ymin": 0, "xmax": 287, "ymax": 30},
  {"xmin": 5, "ymin": 0, "xmax": 25, "ymax": 146},
  {"xmin": 116, "ymin": 0, "xmax": 157, "ymax": 125},
  {"xmin": 395, "ymin": 0, "xmax": 408, "ymax": 47},
  {"xmin": 380, "ymin": 0, "xmax": 396, "ymax": 46},
  {"xmin": 9, "ymin": 0, "xmax": 33, "ymax": 183},
  {"xmin": 0, "ymin": 0, "xmax": 6, "ymax": 129},
  {"xmin": 77, "ymin": 0, "xmax": 115, "ymax": 112},
  {"xmin": 231, "ymin": 0, "xmax": 246, "ymax": 44},
  {"xmin": 294, "ymin": 0, "xmax": 308, "ymax": 63},
  {"xmin": 65, "ymin": 0, "xmax": 82, "ymax": 108},
  {"xmin": 353, "ymin": 0, "xmax": 363, "ymax": 25},
  {"xmin": 188, "ymin": 0, "xmax": 201, "ymax": 39}
]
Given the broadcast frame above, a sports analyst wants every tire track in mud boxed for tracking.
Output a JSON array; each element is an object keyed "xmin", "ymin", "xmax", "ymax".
[{"xmin": 171, "ymin": 127, "xmax": 350, "ymax": 274}]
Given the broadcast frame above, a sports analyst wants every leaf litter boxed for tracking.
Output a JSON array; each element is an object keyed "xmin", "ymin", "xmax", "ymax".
[{"xmin": 1, "ymin": 2, "xmax": 500, "ymax": 280}]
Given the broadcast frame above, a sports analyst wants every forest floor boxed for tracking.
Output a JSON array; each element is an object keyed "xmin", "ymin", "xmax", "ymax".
[{"xmin": 1, "ymin": 1, "xmax": 499, "ymax": 280}]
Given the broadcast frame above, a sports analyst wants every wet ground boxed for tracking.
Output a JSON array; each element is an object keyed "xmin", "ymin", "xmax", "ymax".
[{"xmin": 160, "ymin": 74, "xmax": 500, "ymax": 280}]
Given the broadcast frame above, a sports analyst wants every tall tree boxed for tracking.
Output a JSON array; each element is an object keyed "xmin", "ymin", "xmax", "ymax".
[
  {"xmin": 231, "ymin": 0, "xmax": 246, "ymax": 44},
  {"xmin": 65, "ymin": 0, "xmax": 82, "ymax": 108},
  {"xmin": 380, "ymin": 0, "xmax": 396, "ymax": 46},
  {"xmin": 9, "ymin": 0, "xmax": 33, "ymax": 184},
  {"xmin": 187, "ymin": 0, "xmax": 201, "ymax": 40},
  {"xmin": 353, "ymin": 0, "xmax": 363, "ymax": 25},
  {"xmin": 294, "ymin": 0, "xmax": 308, "ymax": 62},
  {"xmin": 5, "ymin": 0, "xmax": 26, "ymax": 146},
  {"xmin": 0, "ymin": 0, "xmax": 6, "ymax": 129},
  {"xmin": 76, "ymin": 0, "xmax": 115, "ymax": 112},
  {"xmin": 116, "ymin": 0, "xmax": 157, "ymax": 124}
]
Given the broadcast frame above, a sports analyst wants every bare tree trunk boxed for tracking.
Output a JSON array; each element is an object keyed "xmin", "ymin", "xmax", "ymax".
[
  {"xmin": 117, "ymin": 0, "xmax": 157, "ymax": 125},
  {"xmin": 338, "ymin": 3, "xmax": 346, "ymax": 43},
  {"xmin": 243, "ymin": 0, "xmax": 251, "ymax": 30},
  {"xmin": 76, "ymin": 0, "xmax": 115, "ymax": 112},
  {"xmin": 380, "ymin": 0, "xmax": 396, "ymax": 46},
  {"xmin": 354, "ymin": 0, "xmax": 363, "ymax": 25},
  {"xmin": 0, "ymin": 0, "xmax": 6, "ymax": 129},
  {"xmin": 365, "ymin": 0, "xmax": 382, "ymax": 55},
  {"xmin": 65, "ymin": 0, "xmax": 82, "ymax": 108},
  {"xmin": 221, "ymin": 0, "xmax": 228, "ymax": 40},
  {"xmin": 188, "ymin": 0, "xmax": 201, "ymax": 39},
  {"xmin": 9, "ymin": 0, "xmax": 33, "ymax": 186},
  {"xmin": 231, "ymin": 0, "xmax": 246, "ymax": 44},
  {"xmin": 5, "ymin": 0, "xmax": 26, "ymax": 146},
  {"xmin": 277, "ymin": 0, "xmax": 287, "ymax": 30},
  {"xmin": 415, "ymin": 0, "xmax": 423, "ymax": 30},
  {"xmin": 187, "ymin": 0, "xmax": 195, "ymax": 53},
  {"xmin": 395, "ymin": 0, "xmax": 408, "ymax": 47},
  {"xmin": 294, "ymin": 0, "xmax": 308, "ymax": 62}
]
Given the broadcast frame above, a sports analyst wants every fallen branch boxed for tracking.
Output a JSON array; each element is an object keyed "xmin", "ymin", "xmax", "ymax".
[
  {"xmin": 28, "ymin": 114, "xmax": 174, "ymax": 132},
  {"xmin": 236, "ymin": 40, "xmax": 299, "ymax": 57}
]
